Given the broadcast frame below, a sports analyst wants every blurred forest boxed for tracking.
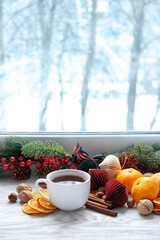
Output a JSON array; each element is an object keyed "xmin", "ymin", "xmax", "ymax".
[{"xmin": 0, "ymin": 0, "xmax": 160, "ymax": 132}]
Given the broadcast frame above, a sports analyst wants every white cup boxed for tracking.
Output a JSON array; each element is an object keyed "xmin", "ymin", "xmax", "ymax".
[{"xmin": 35, "ymin": 169, "xmax": 91, "ymax": 211}]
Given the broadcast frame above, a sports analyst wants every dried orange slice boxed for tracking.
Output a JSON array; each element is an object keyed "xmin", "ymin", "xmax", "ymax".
[
  {"xmin": 37, "ymin": 198, "xmax": 57, "ymax": 210},
  {"xmin": 33, "ymin": 189, "xmax": 49, "ymax": 199},
  {"xmin": 153, "ymin": 198, "xmax": 160, "ymax": 207},
  {"xmin": 153, "ymin": 207, "xmax": 160, "ymax": 212},
  {"xmin": 28, "ymin": 199, "xmax": 53, "ymax": 213},
  {"xmin": 22, "ymin": 203, "xmax": 41, "ymax": 215}
]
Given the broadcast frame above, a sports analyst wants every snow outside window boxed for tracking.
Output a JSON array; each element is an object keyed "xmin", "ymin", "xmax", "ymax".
[{"xmin": 0, "ymin": 0, "xmax": 160, "ymax": 133}]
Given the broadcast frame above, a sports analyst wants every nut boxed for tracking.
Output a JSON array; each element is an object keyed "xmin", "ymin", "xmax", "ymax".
[
  {"xmin": 127, "ymin": 194, "xmax": 135, "ymax": 208},
  {"xmin": 16, "ymin": 183, "xmax": 32, "ymax": 194},
  {"xmin": 19, "ymin": 190, "xmax": 33, "ymax": 203},
  {"xmin": 143, "ymin": 172, "xmax": 153, "ymax": 177},
  {"xmin": 127, "ymin": 199, "xmax": 135, "ymax": 208},
  {"xmin": 8, "ymin": 193, "xmax": 17, "ymax": 202},
  {"xmin": 95, "ymin": 191, "xmax": 105, "ymax": 199},
  {"xmin": 102, "ymin": 195, "xmax": 106, "ymax": 201},
  {"xmin": 97, "ymin": 187, "xmax": 105, "ymax": 193},
  {"xmin": 138, "ymin": 199, "xmax": 153, "ymax": 215}
]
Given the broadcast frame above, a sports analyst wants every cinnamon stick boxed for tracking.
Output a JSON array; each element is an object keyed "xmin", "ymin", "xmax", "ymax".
[
  {"xmin": 85, "ymin": 201, "xmax": 117, "ymax": 217},
  {"xmin": 87, "ymin": 200, "xmax": 109, "ymax": 209},
  {"xmin": 88, "ymin": 194, "xmax": 113, "ymax": 209}
]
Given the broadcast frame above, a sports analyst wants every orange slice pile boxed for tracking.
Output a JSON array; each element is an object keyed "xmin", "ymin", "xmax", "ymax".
[
  {"xmin": 153, "ymin": 198, "xmax": 160, "ymax": 215},
  {"xmin": 22, "ymin": 189, "xmax": 57, "ymax": 215}
]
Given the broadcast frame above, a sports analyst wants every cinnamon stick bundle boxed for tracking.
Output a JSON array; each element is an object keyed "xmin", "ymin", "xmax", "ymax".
[
  {"xmin": 88, "ymin": 194, "xmax": 113, "ymax": 209},
  {"xmin": 85, "ymin": 201, "xmax": 117, "ymax": 217}
]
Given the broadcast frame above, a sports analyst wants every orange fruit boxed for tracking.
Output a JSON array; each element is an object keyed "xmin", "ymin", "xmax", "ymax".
[
  {"xmin": 116, "ymin": 168, "xmax": 143, "ymax": 193},
  {"xmin": 22, "ymin": 203, "xmax": 41, "ymax": 215},
  {"xmin": 37, "ymin": 198, "xmax": 57, "ymax": 210},
  {"xmin": 131, "ymin": 177, "xmax": 159, "ymax": 204},
  {"xmin": 151, "ymin": 172, "xmax": 160, "ymax": 196},
  {"xmin": 28, "ymin": 199, "xmax": 53, "ymax": 213},
  {"xmin": 33, "ymin": 189, "xmax": 49, "ymax": 199}
]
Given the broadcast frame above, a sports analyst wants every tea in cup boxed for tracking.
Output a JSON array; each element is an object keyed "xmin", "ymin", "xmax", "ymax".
[{"xmin": 35, "ymin": 169, "xmax": 91, "ymax": 211}]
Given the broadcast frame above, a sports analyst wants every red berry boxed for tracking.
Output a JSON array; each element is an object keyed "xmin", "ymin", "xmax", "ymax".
[
  {"xmin": 1, "ymin": 158, "xmax": 7, "ymax": 163},
  {"xmin": 10, "ymin": 156, "xmax": 15, "ymax": 162},
  {"xmin": 43, "ymin": 162, "xmax": 48, "ymax": 167},
  {"xmin": 55, "ymin": 155, "xmax": 60, "ymax": 161},
  {"xmin": 26, "ymin": 159, "xmax": 32, "ymax": 166},
  {"xmin": 3, "ymin": 164, "xmax": 8, "ymax": 170},
  {"xmin": 35, "ymin": 162, "xmax": 41, "ymax": 167},
  {"xmin": 20, "ymin": 161, "xmax": 25, "ymax": 167},
  {"xmin": 44, "ymin": 157, "xmax": 49, "ymax": 162},
  {"xmin": 64, "ymin": 154, "xmax": 68, "ymax": 158},
  {"xmin": 49, "ymin": 159, "xmax": 53, "ymax": 164},
  {"xmin": 18, "ymin": 156, "xmax": 24, "ymax": 161},
  {"xmin": 9, "ymin": 164, "xmax": 15, "ymax": 170},
  {"xmin": 34, "ymin": 155, "xmax": 39, "ymax": 160}
]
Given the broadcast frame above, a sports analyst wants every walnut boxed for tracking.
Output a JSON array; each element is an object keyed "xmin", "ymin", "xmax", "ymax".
[
  {"xmin": 8, "ymin": 193, "xmax": 17, "ymax": 202},
  {"xmin": 16, "ymin": 183, "xmax": 32, "ymax": 194},
  {"xmin": 19, "ymin": 190, "xmax": 33, "ymax": 203},
  {"xmin": 143, "ymin": 172, "xmax": 153, "ymax": 177},
  {"xmin": 138, "ymin": 199, "xmax": 153, "ymax": 215}
]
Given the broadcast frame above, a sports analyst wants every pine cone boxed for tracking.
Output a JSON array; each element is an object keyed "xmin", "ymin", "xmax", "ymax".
[
  {"xmin": 35, "ymin": 166, "xmax": 58, "ymax": 177},
  {"xmin": 118, "ymin": 153, "xmax": 139, "ymax": 170},
  {"xmin": 11, "ymin": 166, "xmax": 31, "ymax": 180}
]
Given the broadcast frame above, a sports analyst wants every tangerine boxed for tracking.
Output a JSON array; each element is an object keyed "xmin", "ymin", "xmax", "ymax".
[
  {"xmin": 131, "ymin": 177, "xmax": 159, "ymax": 204},
  {"xmin": 116, "ymin": 168, "xmax": 143, "ymax": 193},
  {"xmin": 151, "ymin": 172, "xmax": 160, "ymax": 196}
]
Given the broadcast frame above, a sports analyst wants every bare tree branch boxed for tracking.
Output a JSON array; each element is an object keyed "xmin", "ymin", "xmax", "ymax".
[{"xmin": 150, "ymin": 87, "xmax": 160, "ymax": 130}]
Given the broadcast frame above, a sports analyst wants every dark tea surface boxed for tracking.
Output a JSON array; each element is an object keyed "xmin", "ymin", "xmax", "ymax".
[{"xmin": 52, "ymin": 175, "xmax": 85, "ymax": 184}]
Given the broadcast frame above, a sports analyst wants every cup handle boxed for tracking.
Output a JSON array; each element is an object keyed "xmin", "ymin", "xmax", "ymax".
[{"xmin": 35, "ymin": 178, "xmax": 50, "ymax": 201}]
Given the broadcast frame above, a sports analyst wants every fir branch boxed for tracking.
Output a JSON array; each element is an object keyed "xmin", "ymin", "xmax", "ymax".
[
  {"xmin": 114, "ymin": 142, "xmax": 160, "ymax": 172},
  {"xmin": 0, "ymin": 136, "xmax": 30, "ymax": 158},
  {"xmin": 151, "ymin": 143, "xmax": 160, "ymax": 152},
  {"xmin": 21, "ymin": 140, "xmax": 67, "ymax": 158}
]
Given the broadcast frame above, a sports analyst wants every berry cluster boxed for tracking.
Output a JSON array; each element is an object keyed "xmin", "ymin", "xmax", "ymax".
[
  {"xmin": 33, "ymin": 154, "xmax": 70, "ymax": 168},
  {"xmin": 0, "ymin": 154, "xmax": 70, "ymax": 171}
]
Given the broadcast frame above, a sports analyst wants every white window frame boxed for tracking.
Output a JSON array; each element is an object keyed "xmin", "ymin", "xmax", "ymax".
[{"xmin": 0, "ymin": 132, "xmax": 159, "ymax": 155}]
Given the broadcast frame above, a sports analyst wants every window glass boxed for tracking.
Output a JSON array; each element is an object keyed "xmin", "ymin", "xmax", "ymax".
[{"xmin": 0, "ymin": 0, "xmax": 160, "ymax": 132}]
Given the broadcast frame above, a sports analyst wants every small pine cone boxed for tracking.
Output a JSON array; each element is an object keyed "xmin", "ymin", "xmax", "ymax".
[
  {"xmin": 118, "ymin": 152, "xmax": 139, "ymax": 170},
  {"xmin": 11, "ymin": 166, "xmax": 31, "ymax": 180},
  {"xmin": 35, "ymin": 166, "xmax": 58, "ymax": 177}
]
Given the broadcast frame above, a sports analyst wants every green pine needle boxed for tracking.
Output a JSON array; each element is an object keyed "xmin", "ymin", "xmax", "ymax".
[
  {"xmin": 21, "ymin": 140, "xmax": 67, "ymax": 158},
  {"xmin": 0, "ymin": 136, "xmax": 30, "ymax": 158},
  {"xmin": 115, "ymin": 142, "xmax": 160, "ymax": 171}
]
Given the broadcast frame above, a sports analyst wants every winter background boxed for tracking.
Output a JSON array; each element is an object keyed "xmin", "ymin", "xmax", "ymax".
[{"xmin": 0, "ymin": 0, "xmax": 160, "ymax": 133}]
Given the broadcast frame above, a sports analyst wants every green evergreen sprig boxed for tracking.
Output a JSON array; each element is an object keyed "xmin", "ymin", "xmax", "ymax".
[
  {"xmin": 115, "ymin": 142, "xmax": 160, "ymax": 172},
  {"xmin": 21, "ymin": 140, "xmax": 67, "ymax": 158},
  {"xmin": 0, "ymin": 136, "xmax": 30, "ymax": 159}
]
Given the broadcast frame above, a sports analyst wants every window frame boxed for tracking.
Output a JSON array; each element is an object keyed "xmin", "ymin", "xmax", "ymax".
[{"xmin": 0, "ymin": 131, "xmax": 159, "ymax": 155}]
